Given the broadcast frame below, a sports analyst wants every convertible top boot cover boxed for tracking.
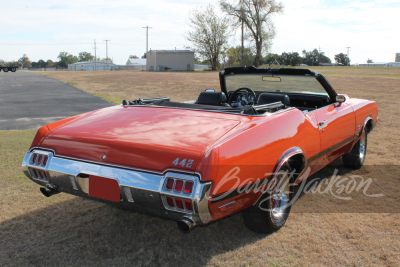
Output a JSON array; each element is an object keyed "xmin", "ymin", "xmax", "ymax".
[{"xmin": 38, "ymin": 105, "xmax": 240, "ymax": 172}]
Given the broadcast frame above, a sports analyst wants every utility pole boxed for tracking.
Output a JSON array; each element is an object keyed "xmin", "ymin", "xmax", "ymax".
[
  {"xmin": 94, "ymin": 39, "xmax": 97, "ymax": 71},
  {"xmin": 346, "ymin": 47, "xmax": 351, "ymax": 66},
  {"xmin": 318, "ymin": 46, "xmax": 321, "ymax": 64},
  {"xmin": 104, "ymin": 40, "xmax": 111, "ymax": 70},
  {"xmin": 142, "ymin": 26, "xmax": 152, "ymax": 54}
]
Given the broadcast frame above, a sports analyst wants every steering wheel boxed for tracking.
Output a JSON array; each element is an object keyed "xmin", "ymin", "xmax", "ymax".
[{"xmin": 228, "ymin": 87, "xmax": 257, "ymax": 107}]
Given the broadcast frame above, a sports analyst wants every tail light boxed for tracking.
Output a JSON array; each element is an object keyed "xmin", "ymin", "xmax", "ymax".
[
  {"xmin": 175, "ymin": 180, "xmax": 183, "ymax": 192},
  {"xmin": 31, "ymin": 153, "xmax": 49, "ymax": 167},
  {"xmin": 164, "ymin": 178, "xmax": 194, "ymax": 194},
  {"xmin": 165, "ymin": 196, "xmax": 193, "ymax": 211},
  {"xmin": 28, "ymin": 167, "xmax": 49, "ymax": 182}
]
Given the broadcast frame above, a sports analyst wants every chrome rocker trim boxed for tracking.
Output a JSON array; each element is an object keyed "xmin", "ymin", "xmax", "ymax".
[{"xmin": 22, "ymin": 150, "xmax": 213, "ymax": 225}]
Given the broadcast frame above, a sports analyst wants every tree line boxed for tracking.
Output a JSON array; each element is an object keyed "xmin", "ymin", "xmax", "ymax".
[
  {"xmin": 0, "ymin": 52, "xmax": 111, "ymax": 69},
  {"xmin": 186, "ymin": 0, "xmax": 351, "ymax": 70}
]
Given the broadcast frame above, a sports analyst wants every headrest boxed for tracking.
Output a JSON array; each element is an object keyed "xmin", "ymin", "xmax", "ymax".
[
  {"xmin": 257, "ymin": 93, "xmax": 290, "ymax": 107},
  {"xmin": 196, "ymin": 92, "xmax": 227, "ymax": 106}
]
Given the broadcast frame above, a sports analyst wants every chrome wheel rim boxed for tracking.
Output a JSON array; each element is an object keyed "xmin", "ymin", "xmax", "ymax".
[
  {"xmin": 271, "ymin": 171, "xmax": 291, "ymax": 220},
  {"xmin": 359, "ymin": 130, "xmax": 367, "ymax": 163}
]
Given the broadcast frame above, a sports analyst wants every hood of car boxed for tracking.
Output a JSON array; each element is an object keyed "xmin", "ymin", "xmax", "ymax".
[{"xmin": 39, "ymin": 106, "xmax": 240, "ymax": 172}]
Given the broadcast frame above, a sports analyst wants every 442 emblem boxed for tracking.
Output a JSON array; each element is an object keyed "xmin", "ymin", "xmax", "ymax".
[{"xmin": 172, "ymin": 158, "xmax": 194, "ymax": 168}]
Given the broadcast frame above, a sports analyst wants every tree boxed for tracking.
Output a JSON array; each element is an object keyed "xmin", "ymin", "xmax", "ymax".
[
  {"xmin": 220, "ymin": 0, "xmax": 284, "ymax": 67},
  {"xmin": 18, "ymin": 54, "xmax": 31, "ymax": 68},
  {"xmin": 46, "ymin": 60, "xmax": 55, "ymax": 67},
  {"xmin": 58, "ymin": 52, "xmax": 79, "ymax": 68},
  {"xmin": 100, "ymin": 58, "xmax": 113, "ymax": 63},
  {"xmin": 78, "ymin": 51, "xmax": 94, "ymax": 62},
  {"xmin": 226, "ymin": 45, "xmax": 255, "ymax": 67},
  {"xmin": 0, "ymin": 59, "xmax": 5, "ymax": 66},
  {"xmin": 279, "ymin": 52, "xmax": 302, "ymax": 66},
  {"xmin": 186, "ymin": 5, "xmax": 230, "ymax": 70},
  {"xmin": 302, "ymin": 49, "xmax": 331, "ymax": 66},
  {"xmin": 129, "ymin": 55, "xmax": 139, "ymax": 59},
  {"xmin": 335, "ymin": 53, "xmax": 350, "ymax": 66}
]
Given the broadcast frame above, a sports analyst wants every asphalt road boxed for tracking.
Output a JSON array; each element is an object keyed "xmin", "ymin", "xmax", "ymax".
[{"xmin": 0, "ymin": 71, "xmax": 112, "ymax": 130}]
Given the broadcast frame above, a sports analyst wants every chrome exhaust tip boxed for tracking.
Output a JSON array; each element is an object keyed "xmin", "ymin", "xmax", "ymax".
[
  {"xmin": 40, "ymin": 184, "xmax": 59, "ymax": 197},
  {"xmin": 177, "ymin": 219, "xmax": 195, "ymax": 233}
]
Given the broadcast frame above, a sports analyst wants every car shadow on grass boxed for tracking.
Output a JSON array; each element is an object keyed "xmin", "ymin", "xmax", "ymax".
[{"xmin": 1, "ymin": 196, "xmax": 265, "ymax": 266}]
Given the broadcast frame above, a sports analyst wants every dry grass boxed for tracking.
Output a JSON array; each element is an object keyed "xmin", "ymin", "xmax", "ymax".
[{"xmin": 1, "ymin": 67, "xmax": 400, "ymax": 266}]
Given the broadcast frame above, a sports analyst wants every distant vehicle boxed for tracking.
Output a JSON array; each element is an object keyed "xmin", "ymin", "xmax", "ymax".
[{"xmin": 0, "ymin": 66, "xmax": 18, "ymax": 72}]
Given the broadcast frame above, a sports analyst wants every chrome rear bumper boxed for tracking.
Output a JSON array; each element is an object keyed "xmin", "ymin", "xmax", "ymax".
[{"xmin": 22, "ymin": 150, "xmax": 212, "ymax": 225}]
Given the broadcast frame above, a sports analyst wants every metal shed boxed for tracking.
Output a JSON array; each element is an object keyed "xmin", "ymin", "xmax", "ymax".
[
  {"xmin": 146, "ymin": 50, "xmax": 194, "ymax": 71},
  {"xmin": 125, "ymin": 58, "xmax": 147, "ymax": 70},
  {"xmin": 68, "ymin": 61, "xmax": 116, "ymax": 71}
]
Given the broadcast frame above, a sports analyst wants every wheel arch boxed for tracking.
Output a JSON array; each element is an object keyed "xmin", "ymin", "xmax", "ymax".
[{"xmin": 252, "ymin": 147, "xmax": 307, "ymax": 206}]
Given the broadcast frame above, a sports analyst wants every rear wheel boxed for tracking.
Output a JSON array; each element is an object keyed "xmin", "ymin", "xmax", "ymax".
[
  {"xmin": 243, "ymin": 164, "xmax": 293, "ymax": 234},
  {"xmin": 343, "ymin": 128, "xmax": 367, "ymax": 169},
  {"xmin": 11, "ymin": 68, "xmax": 16, "ymax": 72},
  {"xmin": 3, "ymin": 68, "xmax": 8, "ymax": 72}
]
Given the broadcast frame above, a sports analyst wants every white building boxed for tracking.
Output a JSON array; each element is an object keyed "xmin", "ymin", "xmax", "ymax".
[
  {"xmin": 146, "ymin": 50, "xmax": 194, "ymax": 71},
  {"xmin": 125, "ymin": 58, "xmax": 147, "ymax": 70},
  {"xmin": 68, "ymin": 61, "xmax": 116, "ymax": 71},
  {"xmin": 358, "ymin": 62, "xmax": 400, "ymax": 67}
]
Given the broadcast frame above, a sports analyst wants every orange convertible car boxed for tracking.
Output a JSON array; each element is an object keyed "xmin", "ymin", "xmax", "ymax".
[{"xmin": 22, "ymin": 67, "xmax": 378, "ymax": 234}]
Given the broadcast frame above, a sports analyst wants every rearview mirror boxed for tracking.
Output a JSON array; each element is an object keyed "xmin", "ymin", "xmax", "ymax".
[{"xmin": 336, "ymin": 95, "xmax": 346, "ymax": 103}]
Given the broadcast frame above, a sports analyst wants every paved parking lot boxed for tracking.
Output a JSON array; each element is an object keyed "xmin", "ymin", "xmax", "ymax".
[{"xmin": 0, "ymin": 71, "xmax": 112, "ymax": 130}]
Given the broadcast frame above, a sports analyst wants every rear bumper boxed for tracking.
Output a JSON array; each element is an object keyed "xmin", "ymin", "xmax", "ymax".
[{"xmin": 22, "ymin": 149, "xmax": 212, "ymax": 225}]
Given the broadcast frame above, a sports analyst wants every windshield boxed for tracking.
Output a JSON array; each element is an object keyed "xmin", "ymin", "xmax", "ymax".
[{"xmin": 225, "ymin": 74, "xmax": 328, "ymax": 96}]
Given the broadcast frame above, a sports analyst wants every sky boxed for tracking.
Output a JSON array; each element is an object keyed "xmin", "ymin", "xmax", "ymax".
[{"xmin": 1, "ymin": 0, "xmax": 399, "ymax": 65}]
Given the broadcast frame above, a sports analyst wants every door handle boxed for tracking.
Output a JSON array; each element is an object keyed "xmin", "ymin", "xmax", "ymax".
[{"xmin": 318, "ymin": 120, "xmax": 328, "ymax": 130}]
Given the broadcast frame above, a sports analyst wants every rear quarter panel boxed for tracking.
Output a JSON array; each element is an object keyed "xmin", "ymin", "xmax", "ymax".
[{"xmin": 206, "ymin": 108, "xmax": 321, "ymax": 220}]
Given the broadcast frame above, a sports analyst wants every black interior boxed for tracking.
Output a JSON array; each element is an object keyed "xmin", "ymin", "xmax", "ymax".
[
  {"xmin": 257, "ymin": 93, "xmax": 290, "ymax": 108},
  {"xmin": 195, "ymin": 91, "xmax": 228, "ymax": 106},
  {"xmin": 127, "ymin": 89, "xmax": 332, "ymax": 115}
]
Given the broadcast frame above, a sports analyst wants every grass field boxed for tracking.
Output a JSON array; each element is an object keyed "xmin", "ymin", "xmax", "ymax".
[{"xmin": 1, "ymin": 67, "xmax": 400, "ymax": 266}]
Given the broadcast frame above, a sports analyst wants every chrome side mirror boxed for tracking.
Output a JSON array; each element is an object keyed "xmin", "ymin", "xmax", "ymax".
[{"xmin": 336, "ymin": 95, "xmax": 346, "ymax": 103}]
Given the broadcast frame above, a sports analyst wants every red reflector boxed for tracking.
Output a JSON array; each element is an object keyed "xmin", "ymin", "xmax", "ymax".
[
  {"xmin": 38, "ymin": 155, "xmax": 42, "ymax": 165},
  {"xmin": 32, "ymin": 154, "xmax": 37, "ymax": 164},
  {"xmin": 184, "ymin": 181, "xmax": 193, "ymax": 193},
  {"xmin": 166, "ymin": 178, "xmax": 174, "ymax": 190},
  {"xmin": 33, "ymin": 169, "xmax": 39, "ymax": 178},
  {"xmin": 43, "ymin": 155, "xmax": 48, "ymax": 166},
  {"xmin": 185, "ymin": 200, "xmax": 193, "ymax": 210},
  {"xmin": 175, "ymin": 180, "xmax": 183, "ymax": 191},
  {"xmin": 42, "ymin": 171, "xmax": 48, "ymax": 180},
  {"xmin": 166, "ymin": 197, "xmax": 175, "ymax": 207},
  {"xmin": 175, "ymin": 198, "xmax": 184, "ymax": 209}
]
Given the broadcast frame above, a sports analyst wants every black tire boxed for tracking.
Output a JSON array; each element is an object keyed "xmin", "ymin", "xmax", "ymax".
[
  {"xmin": 3, "ymin": 68, "xmax": 8, "ymax": 72},
  {"xmin": 343, "ymin": 128, "xmax": 367, "ymax": 169},
  {"xmin": 11, "ymin": 68, "xmax": 16, "ymax": 72},
  {"xmin": 243, "ymin": 163, "xmax": 294, "ymax": 234}
]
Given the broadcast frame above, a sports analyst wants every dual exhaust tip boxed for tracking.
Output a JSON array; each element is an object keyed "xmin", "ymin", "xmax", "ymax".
[
  {"xmin": 40, "ymin": 184, "xmax": 59, "ymax": 198},
  {"xmin": 40, "ymin": 184, "xmax": 196, "ymax": 233}
]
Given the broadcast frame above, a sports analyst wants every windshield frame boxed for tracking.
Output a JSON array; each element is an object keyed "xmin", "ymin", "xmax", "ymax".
[{"xmin": 219, "ymin": 67, "xmax": 338, "ymax": 101}]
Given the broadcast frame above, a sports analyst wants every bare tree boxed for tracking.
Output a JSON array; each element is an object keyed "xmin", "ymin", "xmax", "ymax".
[
  {"xmin": 220, "ymin": 0, "xmax": 284, "ymax": 67},
  {"xmin": 186, "ymin": 5, "xmax": 230, "ymax": 70}
]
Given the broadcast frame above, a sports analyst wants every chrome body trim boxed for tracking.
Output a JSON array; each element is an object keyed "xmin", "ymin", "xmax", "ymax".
[
  {"xmin": 121, "ymin": 104, "xmax": 295, "ymax": 117},
  {"xmin": 253, "ymin": 147, "xmax": 307, "ymax": 206},
  {"xmin": 348, "ymin": 116, "xmax": 373, "ymax": 152},
  {"xmin": 22, "ymin": 150, "xmax": 213, "ymax": 225}
]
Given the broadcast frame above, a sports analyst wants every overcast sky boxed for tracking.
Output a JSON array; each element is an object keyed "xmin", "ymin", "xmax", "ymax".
[{"xmin": 1, "ymin": 0, "xmax": 399, "ymax": 65}]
